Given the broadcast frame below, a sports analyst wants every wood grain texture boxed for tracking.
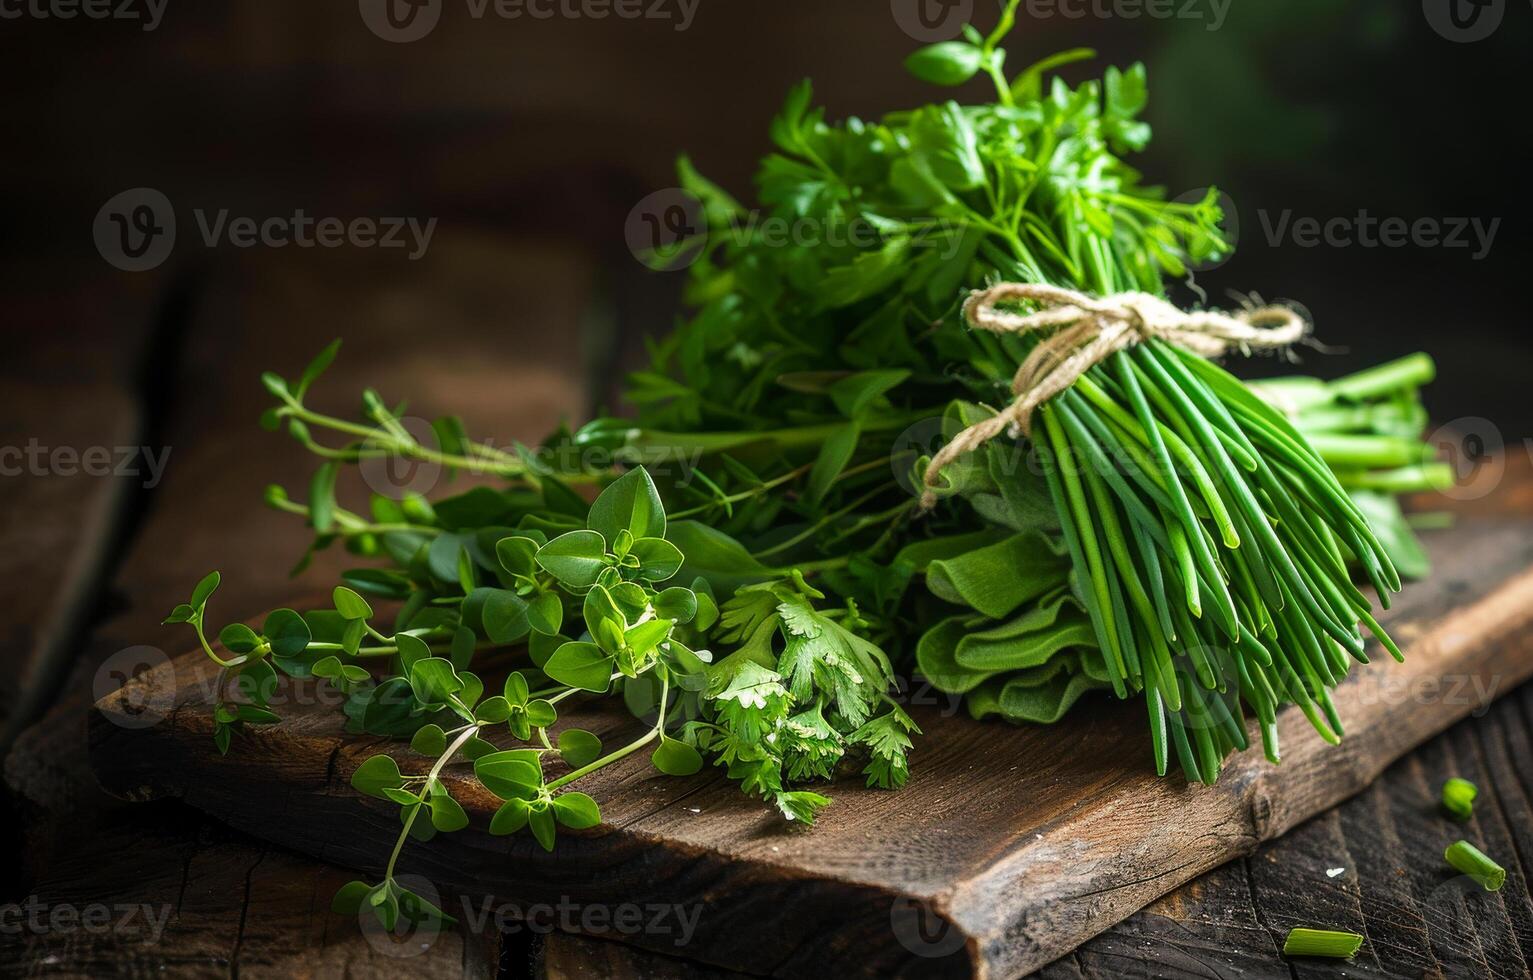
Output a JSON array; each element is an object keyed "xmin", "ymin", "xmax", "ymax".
[
  {"xmin": 0, "ymin": 800, "xmax": 502, "ymax": 979},
  {"xmin": 1028, "ymin": 679, "xmax": 1533, "ymax": 980},
  {"xmin": 1, "ymin": 239, "xmax": 592, "ymax": 978},
  {"xmin": 87, "ymin": 474, "xmax": 1533, "ymax": 979},
  {"xmin": 0, "ymin": 264, "xmax": 163, "ymax": 748}
]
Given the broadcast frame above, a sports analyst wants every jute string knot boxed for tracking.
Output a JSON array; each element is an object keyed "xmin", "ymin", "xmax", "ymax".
[{"xmin": 918, "ymin": 282, "xmax": 1307, "ymax": 509}]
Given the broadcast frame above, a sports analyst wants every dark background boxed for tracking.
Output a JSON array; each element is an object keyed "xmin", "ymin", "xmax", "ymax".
[
  {"xmin": 2, "ymin": 4, "xmax": 1531, "ymax": 976},
  {"xmin": 3, "ymin": 0, "xmax": 1529, "ymax": 437}
]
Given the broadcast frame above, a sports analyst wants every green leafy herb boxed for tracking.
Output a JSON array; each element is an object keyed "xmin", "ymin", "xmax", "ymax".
[{"xmin": 159, "ymin": 0, "xmax": 1448, "ymax": 941}]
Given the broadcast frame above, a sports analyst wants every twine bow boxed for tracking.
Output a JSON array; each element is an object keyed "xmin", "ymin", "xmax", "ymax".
[{"xmin": 919, "ymin": 282, "xmax": 1307, "ymax": 509}]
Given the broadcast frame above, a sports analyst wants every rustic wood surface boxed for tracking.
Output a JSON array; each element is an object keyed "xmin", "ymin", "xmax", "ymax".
[
  {"xmin": 86, "ymin": 456, "xmax": 1533, "ymax": 978},
  {"xmin": 1, "ymin": 238, "xmax": 590, "ymax": 978},
  {"xmin": 4, "ymin": 239, "xmax": 1530, "ymax": 978},
  {"xmin": 4, "ymin": 6, "xmax": 1531, "ymax": 979},
  {"xmin": 537, "ymin": 675, "xmax": 1533, "ymax": 980},
  {"xmin": 0, "ymin": 262, "xmax": 163, "ymax": 750}
]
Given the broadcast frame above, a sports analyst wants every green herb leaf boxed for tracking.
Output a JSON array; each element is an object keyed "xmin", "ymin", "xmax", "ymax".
[
  {"xmin": 558, "ymin": 729, "xmax": 603, "ymax": 769},
  {"xmin": 628, "ymin": 537, "xmax": 684, "ymax": 582},
  {"xmin": 905, "ymin": 41, "xmax": 984, "ymax": 86},
  {"xmin": 536, "ymin": 530, "xmax": 609, "ymax": 590},
  {"xmin": 806, "ymin": 422, "xmax": 860, "ymax": 507},
  {"xmin": 475, "ymin": 696, "xmax": 512, "ymax": 724},
  {"xmin": 190, "ymin": 571, "xmax": 221, "ymax": 612},
  {"xmin": 410, "ymin": 723, "xmax": 447, "ymax": 756},
  {"xmin": 350, "ymin": 755, "xmax": 404, "ymax": 799},
  {"xmin": 550, "ymin": 791, "xmax": 602, "ymax": 829},
  {"xmin": 588, "ymin": 468, "xmax": 666, "ymax": 543},
  {"xmin": 333, "ymin": 586, "xmax": 373, "ymax": 621},
  {"xmin": 652, "ymin": 737, "xmax": 704, "ymax": 776},
  {"xmin": 429, "ymin": 789, "xmax": 470, "ymax": 832},
  {"xmin": 489, "ymin": 797, "xmax": 531, "ymax": 835},
  {"xmin": 309, "ymin": 463, "xmax": 339, "ymax": 534},
  {"xmin": 474, "ymin": 750, "xmax": 544, "ymax": 801},
  {"xmin": 331, "ymin": 880, "xmax": 373, "ymax": 914},
  {"xmin": 261, "ymin": 608, "xmax": 311, "ymax": 659},
  {"xmin": 527, "ymin": 592, "xmax": 563, "ymax": 635},
  {"xmin": 218, "ymin": 623, "xmax": 260, "ymax": 654},
  {"xmin": 543, "ymin": 641, "xmax": 613, "ymax": 693},
  {"xmin": 395, "ymin": 632, "xmax": 432, "ymax": 674},
  {"xmin": 653, "ymin": 587, "xmax": 698, "ymax": 625},
  {"xmin": 409, "ymin": 657, "xmax": 463, "ymax": 707},
  {"xmin": 478, "ymin": 588, "xmax": 530, "ymax": 645},
  {"xmin": 528, "ymin": 805, "xmax": 557, "ymax": 851},
  {"xmin": 296, "ymin": 339, "xmax": 341, "ymax": 398}
]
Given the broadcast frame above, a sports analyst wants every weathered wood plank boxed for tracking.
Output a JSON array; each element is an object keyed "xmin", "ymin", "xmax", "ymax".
[
  {"xmin": 0, "ymin": 799, "xmax": 503, "ymax": 978},
  {"xmin": 86, "ymin": 468, "xmax": 1533, "ymax": 979},
  {"xmin": 0, "ymin": 266, "xmax": 163, "ymax": 749},
  {"xmin": 538, "ymin": 932, "xmax": 749, "ymax": 980},
  {"xmin": 3, "ymin": 238, "xmax": 592, "ymax": 978},
  {"xmin": 1036, "ymin": 678, "xmax": 1533, "ymax": 980},
  {"xmin": 544, "ymin": 673, "xmax": 1533, "ymax": 980}
]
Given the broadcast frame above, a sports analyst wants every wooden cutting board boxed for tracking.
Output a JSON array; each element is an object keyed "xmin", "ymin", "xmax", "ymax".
[{"xmin": 89, "ymin": 471, "xmax": 1533, "ymax": 980}]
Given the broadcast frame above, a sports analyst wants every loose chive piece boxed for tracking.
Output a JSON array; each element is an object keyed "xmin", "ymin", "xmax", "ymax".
[
  {"xmin": 1282, "ymin": 927, "xmax": 1364, "ymax": 959},
  {"xmin": 1442, "ymin": 778, "xmax": 1479, "ymax": 822},
  {"xmin": 1445, "ymin": 840, "xmax": 1506, "ymax": 891}
]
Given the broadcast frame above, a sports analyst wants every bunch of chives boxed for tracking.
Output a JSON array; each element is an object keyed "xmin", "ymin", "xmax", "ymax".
[
  {"xmin": 1253, "ymin": 353, "xmax": 1451, "ymax": 496},
  {"xmin": 1030, "ymin": 338, "xmax": 1402, "ymax": 782}
]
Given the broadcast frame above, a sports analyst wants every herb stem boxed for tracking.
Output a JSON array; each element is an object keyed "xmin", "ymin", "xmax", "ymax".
[
  {"xmin": 1282, "ymin": 928, "xmax": 1364, "ymax": 959},
  {"xmin": 279, "ymin": 404, "xmax": 602, "ymax": 484},
  {"xmin": 191, "ymin": 618, "xmax": 241, "ymax": 669},
  {"xmin": 1445, "ymin": 839, "xmax": 1506, "ymax": 891},
  {"xmin": 266, "ymin": 493, "xmax": 442, "ymax": 539},
  {"xmin": 1441, "ymin": 778, "xmax": 1478, "ymax": 822},
  {"xmin": 546, "ymin": 674, "xmax": 669, "ymax": 791},
  {"xmin": 387, "ymin": 723, "xmax": 483, "ymax": 879}
]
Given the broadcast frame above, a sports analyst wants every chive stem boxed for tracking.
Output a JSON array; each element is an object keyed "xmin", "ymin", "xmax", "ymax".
[
  {"xmin": 1282, "ymin": 927, "xmax": 1364, "ymax": 959},
  {"xmin": 1441, "ymin": 777, "xmax": 1478, "ymax": 822},
  {"xmin": 1445, "ymin": 839, "xmax": 1505, "ymax": 891}
]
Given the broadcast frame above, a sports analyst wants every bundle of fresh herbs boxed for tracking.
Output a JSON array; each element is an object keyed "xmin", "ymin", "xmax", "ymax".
[{"xmin": 161, "ymin": 0, "xmax": 1444, "ymax": 935}]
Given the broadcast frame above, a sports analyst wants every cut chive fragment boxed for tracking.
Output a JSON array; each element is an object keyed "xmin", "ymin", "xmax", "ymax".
[
  {"xmin": 1445, "ymin": 840, "xmax": 1505, "ymax": 891},
  {"xmin": 1441, "ymin": 777, "xmax": 1478, "ymax": 822},
  {"xmin": 1282, "ymin": 927, "xmax": 1364, "ymax": 959}
]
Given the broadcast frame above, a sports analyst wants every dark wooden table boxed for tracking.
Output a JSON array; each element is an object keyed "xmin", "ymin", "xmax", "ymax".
[{"xmin": 2, "ymin": 239, "xmax": 1530, "ymax": 979}]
